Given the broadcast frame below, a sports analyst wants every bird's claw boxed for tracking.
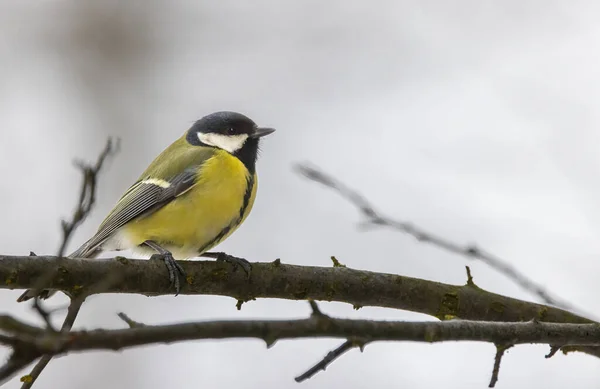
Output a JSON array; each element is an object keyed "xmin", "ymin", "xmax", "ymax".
[
  {"xmin": 151, "ymin": 252, "xmax": 186, "ymax": 295},
  {"xmin": 215, "ymin": 253, "xmax": 252, "ymax": 276}
]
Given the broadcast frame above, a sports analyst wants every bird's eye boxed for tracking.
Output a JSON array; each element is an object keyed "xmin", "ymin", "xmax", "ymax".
[{"xmin": 228, "ymin": 128, "xmax": 235, "ymax": 135}]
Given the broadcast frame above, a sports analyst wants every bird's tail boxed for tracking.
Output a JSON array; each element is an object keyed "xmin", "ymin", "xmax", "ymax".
[{"xmin": 17, "ymin": 240, "xmax": 99, "ymax": 302}]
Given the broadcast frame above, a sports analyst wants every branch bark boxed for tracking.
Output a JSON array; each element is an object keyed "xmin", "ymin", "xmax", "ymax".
[
  {"xmin": 1, "ymin": 255, "xmax": 596, "ymax": 352},
  {"xmin": 2, "ymin": 313, "xmax": 600, "ymax": 367}
]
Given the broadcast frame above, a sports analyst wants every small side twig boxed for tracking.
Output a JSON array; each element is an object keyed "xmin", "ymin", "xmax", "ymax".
[
  {"xmin": 330, "ymin": 256, "xmax": 346, "ymax": 268},
  {"xmin": 489, "ymin": 344, "xmax": 513, "ymax": 388},
  {"xmin": 57, "ymin": 138, "xmax": 119, "ymax": 257},
  {"xmin": 295, "ymin": 340, "xmax": 357, "ymax": 383},
  {"xmin": 31, "ymin": 299, "xmax": 56, "ymax": 333},
  {"xmin": 118, "ymin": 313, "xmax": 146, "ymax": 328},
  {"xmin": 296, "ymin": 301, "xmax": 367, "ymax": 383},
  {"xmin": 20, "ymin": 138, "xmax": 118, "ymax": 389}
]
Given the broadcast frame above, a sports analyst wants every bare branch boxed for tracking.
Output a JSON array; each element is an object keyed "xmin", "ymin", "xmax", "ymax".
[
  {"xmin": 20, "ymin": 139, "xmax": 118, "ymax": 389},
  {"xmin": 2, "ymin": 314, "xmax": 600, "ymax": 385},
  {"xmin": 2, "ymin": 255, "xmax": 597, "ymax": 351},
  {"xmin": 295, "ymin": 163, "xmax": 575, "ymax": 311},
  {"xmin": 31, "ymin": 299, "xmax": 56, "ymax": 333},
  {"xmin": 57, "ymin": 138, "xmax": 119, "ymax": 257}
]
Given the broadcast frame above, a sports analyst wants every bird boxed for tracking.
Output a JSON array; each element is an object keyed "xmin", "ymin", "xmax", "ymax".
[{"xmin": 18, "ymin": 111, "xmax": 275, "ymax": 302}]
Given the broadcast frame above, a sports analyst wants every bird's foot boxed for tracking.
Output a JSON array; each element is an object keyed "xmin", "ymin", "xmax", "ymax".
[
  {"xmin": 150, "ymin": 252, "xmax": 186, "ymax": 295},
  {"xmin": 204, "ymin": 251, "xmax": 252, "ymax": 276}
]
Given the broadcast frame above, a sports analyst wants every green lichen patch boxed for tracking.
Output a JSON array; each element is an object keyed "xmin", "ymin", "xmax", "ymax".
[
  {"xmin": 436, "ymin": 291, "xmax": 459, "ymax": 320},
  {"xmin": 209, "ymin": 267, "xmax": 230, "ymax": 281},
  {"xmin": 5, "ymin": 270, "xmax": 17, "ymax": 286},
  {"xmin": 20, "ymin": 375, "xmax": 33, "ymax": 383}
]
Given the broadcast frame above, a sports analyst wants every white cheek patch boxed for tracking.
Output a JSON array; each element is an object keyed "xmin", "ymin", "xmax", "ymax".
[{"xmin": 198, "ymin": 132, "xmax": 249, "ymax": 153}]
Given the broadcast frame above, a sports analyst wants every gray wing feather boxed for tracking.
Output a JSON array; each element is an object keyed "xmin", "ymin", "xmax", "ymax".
[{"xmin": 70, "ymin": 169, "xmax": 197, "ymax": 258}]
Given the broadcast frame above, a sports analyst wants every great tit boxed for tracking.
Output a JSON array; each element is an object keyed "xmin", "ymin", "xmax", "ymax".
[{"xmin": 18, "ymin": 111, "xmax": 275, "ymax": 301}]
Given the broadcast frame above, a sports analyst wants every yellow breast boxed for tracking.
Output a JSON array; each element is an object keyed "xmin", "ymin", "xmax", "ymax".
[{"xmin": 122, "ymin": 149, "xmax": 257, "ymax": 259}]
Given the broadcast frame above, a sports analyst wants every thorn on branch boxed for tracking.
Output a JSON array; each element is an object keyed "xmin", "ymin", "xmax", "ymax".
[
  {"xmin": 264, "ymin": 337, "xmax": 277, "ymax": 349},
  {"xmin": 465, "ymin": 266, "xmax": 477, "ymax": 288},
  {"xmin": 330, "ymin": 256, "xmax": 346, "ymax": 268},
  {"xmin": 351, "ymin": 338, "xmax": 368, "ymax": 352},
  {"xmin": 489, "ymin": 344, "xmax": 513, "ymax": 388},
  {"xmin": 117, "ymin": 313, "xmax": 145, "ymax": 328},
  {"xmin": 545, "ymin": 346, "xmax": 561, "ymax": 359}
]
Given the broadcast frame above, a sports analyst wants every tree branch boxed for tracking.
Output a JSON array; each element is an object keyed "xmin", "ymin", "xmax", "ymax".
[
  {"xmin": 0, "ymin": 255, "xmax": 589, "ymax": 322},
  {"xmin": 2, "ymin": 312, "xmax": 600, "ymax": 384},
  {"xmin": 294, "ymin": 163, "xmax": 574, "ymax": 311},
  {"xmin": 2, "ymin": 255, "xmax": 599, "ymax": 358},
  {"xmin": 19, "ymin": 138, "xmax": 118, "ymax": 388}
]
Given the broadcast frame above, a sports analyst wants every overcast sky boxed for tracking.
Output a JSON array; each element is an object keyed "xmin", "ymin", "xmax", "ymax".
[{"xmin": 2, "ymin": 1, "xmax": 600, "ymax": 388}]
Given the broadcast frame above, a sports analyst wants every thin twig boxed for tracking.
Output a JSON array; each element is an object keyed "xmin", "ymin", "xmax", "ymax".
[
  {"xmin": 31, "ymin": 299, "xmax": 56, "ymax": 333},
  {"xmin": 19, "ymin": 357, "xmax": 50, "ymax": 389},
  {"xmin": 489, "ymin": 344, "xmax": 513, "ymax": 388},
  {"xmin": 57, "ymin": 138, "xmax": 118, "ymax": 257},
  {"xmin": 295, "ymin": 340, "xmax": 357, "ymax": 382},
  {"xmin": 295, "ymin": 163, "xmax": 574, "ymax": 310},
  {"xmin": 20, "ymin": 275, "xmax": 124, "ymax": 389},
  {"xmin": 297, "ymin": 301, "xmax": 366, "ymax": 382},
  {"xmin": 20, "ymin": 139, "xmax": 118, "ymax": 389},
  {"xmin": 2, "ymin": 316, "xmax": 600, "ymax": 385}
]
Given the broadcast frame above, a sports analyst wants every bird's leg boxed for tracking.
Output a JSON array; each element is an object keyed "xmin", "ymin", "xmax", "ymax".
[
  {"xmin": 201, "ymin": 251, "xmax": 252, "ymax": 275},
  {"xmin": 144, "ymin": 240, "xmax": 186, "ymax": 295}
]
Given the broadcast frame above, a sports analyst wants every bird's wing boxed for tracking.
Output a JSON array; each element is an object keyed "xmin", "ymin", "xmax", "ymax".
[{"xmin": 70, "ymin": 168, "xmax": 198, "ymax": 258}]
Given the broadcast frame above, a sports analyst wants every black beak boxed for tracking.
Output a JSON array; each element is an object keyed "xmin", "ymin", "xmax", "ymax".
[{"xmin": 251, "ymin": 127, "xmax": 276, "ymax": 138}]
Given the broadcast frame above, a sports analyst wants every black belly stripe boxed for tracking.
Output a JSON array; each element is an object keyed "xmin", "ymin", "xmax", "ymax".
[
  {"xmin": 239, "ymin": 173, "xmax": 255, "ymax": 220},
  {"xmin": 197, "ymin": 174, "xmax": 255, "ymax": 253}
]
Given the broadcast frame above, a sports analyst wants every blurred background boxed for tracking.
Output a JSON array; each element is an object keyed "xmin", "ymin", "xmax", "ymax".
[{"xmin": 2, "ymin": 1, "xmax": 600, "ymax": 388}]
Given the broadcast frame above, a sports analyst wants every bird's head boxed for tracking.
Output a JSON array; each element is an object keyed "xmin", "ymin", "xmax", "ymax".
[
  {"xmin": 187, "ymin": 111, "xmax": 275, "ymax": 153},
  {"xmin": 186, "ymin": 111, "xmax": 275, "ymax": 171}
]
